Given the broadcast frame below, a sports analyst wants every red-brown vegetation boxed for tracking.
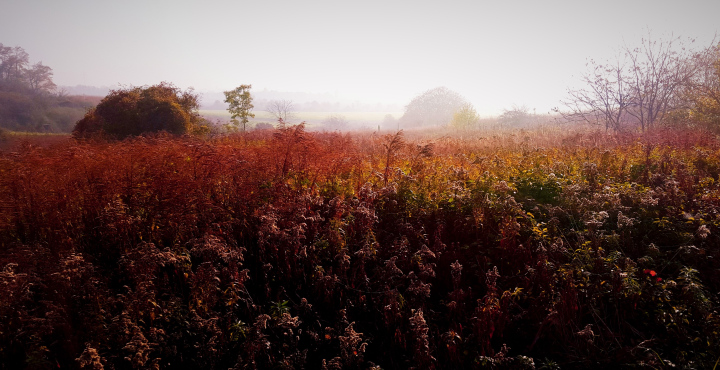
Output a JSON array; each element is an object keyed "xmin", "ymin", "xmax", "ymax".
[{"xmin": 1, "ymin": 126, "xmax": 719, "ymax": 368}]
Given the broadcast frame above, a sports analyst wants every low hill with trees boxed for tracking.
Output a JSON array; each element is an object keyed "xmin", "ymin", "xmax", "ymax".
[{"xmin": 0, "ymin": 43, "xmax": 98, "ymax": 132}]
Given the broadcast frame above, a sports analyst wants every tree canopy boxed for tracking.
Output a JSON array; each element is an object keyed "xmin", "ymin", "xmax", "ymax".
[
  {"xmin": 680, "ymin": 42, "xmax": 720, "ymax": 131},
  {"xmin": 0, "ymin": 43, "xmax": 92, "ymax": 132},
  {"xmin": 399, "ymin": 87, "xmax": 469, "ymax": 128},
  {"xmin": 450, "ymin": 103, "xmax": 480, "ymax": 130},
  {"xmin": 224, "ymin": 85, "xmax": 254, "ymax": 131},
  {"xmin": 0, "ymin": 44, "xmax": 56, "ymax": 95},
  {"xmin": 73, "ymin": 83, "xmax": 208, "ymax": 139}
]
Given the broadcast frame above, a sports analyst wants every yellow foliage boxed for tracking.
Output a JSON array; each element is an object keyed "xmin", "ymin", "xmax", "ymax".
[
  {"xmin": 684, "ymin": 44, "xmax": 720, "ymax": 130},
  {"xmin": 450, "ymin": 103, "xmax": 479, "ymax": 130}
]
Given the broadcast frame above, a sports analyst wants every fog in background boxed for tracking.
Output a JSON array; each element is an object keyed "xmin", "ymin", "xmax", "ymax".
[
  {"xmin": 2, "ymin": 0, "xmax": 718, "ymax": 116},
  {"xmin": 60, "ymin": 85, "xmax": 403, "ymax": 112}
]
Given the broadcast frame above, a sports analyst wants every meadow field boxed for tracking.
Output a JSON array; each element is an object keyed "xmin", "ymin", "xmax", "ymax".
[
  {"xmin": 0, "ymin": 131, "xmax": 70, "ymax": 150},
  {"xmin": 1, "ymin": 125, "xmax": 719, "ymax": 369}
]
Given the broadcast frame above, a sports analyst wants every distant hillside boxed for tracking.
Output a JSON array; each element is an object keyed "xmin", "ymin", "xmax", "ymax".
[{"xmin": 0, "ymin": 45, "xmax": 104, "ymax": 133}]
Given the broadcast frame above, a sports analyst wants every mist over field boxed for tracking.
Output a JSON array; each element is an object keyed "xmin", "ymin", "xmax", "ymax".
[
  {"xmin": 2, "ymin": 0, "xmax": 717, "ymax": 133},
  {"xmin": 2, "ymin": 0, "xmax": 718, "ymax": 118}
]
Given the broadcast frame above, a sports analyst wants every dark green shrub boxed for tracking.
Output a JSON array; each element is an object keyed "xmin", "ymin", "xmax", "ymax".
[{"xmin": 73, "ymin": 82, "xmax": 208, "ymax": 139}]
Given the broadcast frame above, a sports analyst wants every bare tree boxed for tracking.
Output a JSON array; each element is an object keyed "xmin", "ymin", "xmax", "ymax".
[
  {"xmin": 559, "ymin": 32, "xmax": 709, "ymax": 132},
  {"xmin": 559, "ymin": 58, "xmax": 633, "ymax": 132},
  {"xmin": 624, "ymin": 33, "xmax": 703, "ymax": 130},
  {"xmin": 266, "ymin": 99, "xmax": 295, "ymax": 125}
]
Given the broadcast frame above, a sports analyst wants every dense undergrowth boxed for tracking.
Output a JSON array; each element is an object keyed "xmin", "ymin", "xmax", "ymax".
[{"xmin": 1, "ymin": 126, "xmax": 719, "ymax": 369}]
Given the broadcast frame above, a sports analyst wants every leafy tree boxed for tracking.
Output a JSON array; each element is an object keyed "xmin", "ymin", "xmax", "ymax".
[
  {"xmin": 450, "ymin": 103, "xmax": 480, "ymax": 130},
  {"xmin": 25, "ymin": 62, "xmax": 56, "ymax": 94},
  {"xmin": 0, "ymin": 44, "xmax": 92, "ymax": 132},
  {"xmin": 73, "ymin": 82, "xmax": 208, "ymax": 139},
  {"xmin": 399, "ymin": 86, "xmax": 468, "ymax": 128},
  {"xmin": 224, "ymin": 84, "xmax": 254, "ymax": 131},
  {"xmin": 0, "ymin": 44, "xmax": 29, "ymax": 91},
  {"xmin": 0, "ymin": 44, "xmax": 55, "ymax": 96}
]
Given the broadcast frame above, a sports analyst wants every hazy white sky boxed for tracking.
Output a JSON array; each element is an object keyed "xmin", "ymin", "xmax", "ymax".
[{"xmin": 2, "ymin": 0, "xmax": 718, "ymax": 115}]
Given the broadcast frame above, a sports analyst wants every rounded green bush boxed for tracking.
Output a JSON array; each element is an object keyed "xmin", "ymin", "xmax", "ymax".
[{"xmin": 73, "ymin": 82, "xmax": 207, "ymax": 139}]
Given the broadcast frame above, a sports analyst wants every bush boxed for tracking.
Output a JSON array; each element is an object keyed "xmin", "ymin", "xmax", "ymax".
[
  {"xmin": 322, "ymin": 114, "xmax": 348, "ymax": 130},
  {"xmin": 254, "ymin": 122, "xmax": 274, "ymax": 130},
  {"xmin": 73, "ymin": 82, "xmax": 208, "ymax": 139}
]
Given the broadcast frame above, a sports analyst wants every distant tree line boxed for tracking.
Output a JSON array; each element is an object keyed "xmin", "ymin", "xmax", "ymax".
[{"xmin": 0, "ymin": 43, "xmax": 96, "ymax": 133}]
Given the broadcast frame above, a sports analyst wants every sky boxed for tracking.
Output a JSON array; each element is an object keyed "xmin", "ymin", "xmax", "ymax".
[{"xmin": 1, "ymin": 0, "xmax": 719, "ymax": 116}]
